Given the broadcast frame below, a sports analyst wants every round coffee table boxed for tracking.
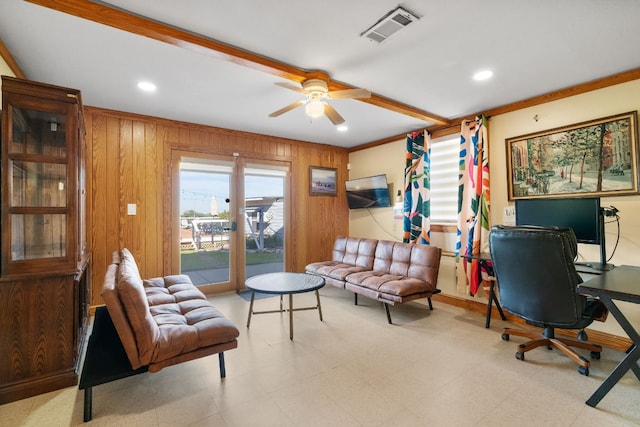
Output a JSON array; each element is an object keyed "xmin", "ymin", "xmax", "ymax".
[{"xmin": 245, "ymin": 272, "xmax": 325, "ymax": 340}]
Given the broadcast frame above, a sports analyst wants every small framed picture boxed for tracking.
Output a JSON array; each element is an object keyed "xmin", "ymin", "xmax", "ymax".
[{"xmin": 309, "ymin": 166, "xmax": 337, "ymax": 196}]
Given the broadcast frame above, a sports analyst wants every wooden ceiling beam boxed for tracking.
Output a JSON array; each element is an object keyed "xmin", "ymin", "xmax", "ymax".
[
  {"xmin": 0, "ymin": 38, "xmax": 26, "ymax": 79},
  {"xmin": 26, "ymin": 0, "xmax": 450, "ymax": 126}
]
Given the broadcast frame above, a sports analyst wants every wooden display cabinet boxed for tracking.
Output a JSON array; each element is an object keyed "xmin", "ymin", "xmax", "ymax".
[{"xmin": 0, "ymin": 76, "xmax": 90, "ymax": 404}]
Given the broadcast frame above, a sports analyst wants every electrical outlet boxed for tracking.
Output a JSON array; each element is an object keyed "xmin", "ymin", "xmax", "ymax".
[{"xmin": 504, "ymin": 206, "xmax": 515, "ymax": 225}]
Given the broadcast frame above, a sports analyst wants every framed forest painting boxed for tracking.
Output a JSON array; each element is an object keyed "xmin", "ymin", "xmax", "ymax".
[{"xmin": 506, "ymin": 111, "xmax": 639, "ymax": 200}]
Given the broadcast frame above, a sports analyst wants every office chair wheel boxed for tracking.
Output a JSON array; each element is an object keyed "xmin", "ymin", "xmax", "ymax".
[
  {"xmin": 501, "ymin": 333, "xmax": 509, "ymax": 341},
  {"xmin": 515, "ymin": 351, "xmax": 525, "ymax": 361},
  {"xmin": 578, "ymin": 366, "xmax": 589, "ymax": 376},
  {"xmin": 590, "ymin": 351, "xmax": 601, "ymax": 360}
]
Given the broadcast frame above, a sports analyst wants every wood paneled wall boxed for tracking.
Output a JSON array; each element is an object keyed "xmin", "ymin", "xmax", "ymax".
[{"xmin": 85, "ymin": 107, "xmax": 349, "ymax": 306}]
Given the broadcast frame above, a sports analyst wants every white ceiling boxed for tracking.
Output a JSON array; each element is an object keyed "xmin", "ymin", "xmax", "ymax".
[{"xmin": 1, "ymin": 0, "xmax": 640, "ymax": 148}]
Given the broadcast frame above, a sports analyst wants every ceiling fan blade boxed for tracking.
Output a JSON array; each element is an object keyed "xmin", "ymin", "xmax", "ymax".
[
  {"xmin": 327, "ymin": 88, "xmax": 371, "ymax": 99},
  {"xmin": 274, "ymin": 82, "xmax": 305, "ymax": 93},
  {"xmin": 268, "ymin": 100, "xmax": 305, "ymax": 117},
  {"xmin": 324, "ymin": 103, "xmax": 345, "ymax": 125}
]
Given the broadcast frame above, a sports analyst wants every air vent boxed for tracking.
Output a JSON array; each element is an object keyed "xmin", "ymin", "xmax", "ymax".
[{"xmin": 361, "ymin": 7, "xmax": 419, "ymax": 43}]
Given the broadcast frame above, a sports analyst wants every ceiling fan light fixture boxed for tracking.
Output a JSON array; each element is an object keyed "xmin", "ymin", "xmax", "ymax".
[
  {"xmin": 270, "ymin": 77, "xmax": 362, "ymax": 124},
  {"xmin": 305, "ymin": 100, "xmax": 325, "ymax": 118}
]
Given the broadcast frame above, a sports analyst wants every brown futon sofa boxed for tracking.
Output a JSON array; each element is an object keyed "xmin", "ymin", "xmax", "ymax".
[
  {"xmin": 305, "ymin": 236, "xmax": 442, "ymax": 323},
  {"xmin": 79, "ymin": 248, "xmax": 239, "ymax": 421}
]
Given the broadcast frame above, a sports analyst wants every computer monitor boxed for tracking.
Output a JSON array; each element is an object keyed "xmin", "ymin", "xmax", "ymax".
[
  {"xmin": 515, "ymin": 197, "xmax": 601, "ymax": 245},
  {"xmin": 515, "ymin": 197, "xmax": 613, "ymax": 270}
]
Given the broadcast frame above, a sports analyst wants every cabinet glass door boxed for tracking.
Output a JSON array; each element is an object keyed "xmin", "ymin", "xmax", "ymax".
[{"xmin": 7, "ymin": 105, "xmax": 72, "ymax": 263}]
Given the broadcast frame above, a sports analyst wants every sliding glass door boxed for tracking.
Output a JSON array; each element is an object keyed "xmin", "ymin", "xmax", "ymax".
[
  {"xmin": 179, "ymin": 158, "xmax": 234, "ymax": 289},
  {"xmin": 176, "ymin": 154, "xmax": 288, "ymax": 292},
  {"xmin": 244, "ymin": 163, "xmax": 286, "ymax": 280}
]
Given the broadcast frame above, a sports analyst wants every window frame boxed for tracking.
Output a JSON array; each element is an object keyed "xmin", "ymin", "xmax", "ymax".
[{"xmin": 429, "ymin": 130, "xmax": 460, "ymax": 231}]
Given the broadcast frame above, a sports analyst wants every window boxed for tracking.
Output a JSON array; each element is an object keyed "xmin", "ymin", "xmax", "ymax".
[{"xmin": 429, "ymin": 135, "xmax": 459, "ymax": 224}]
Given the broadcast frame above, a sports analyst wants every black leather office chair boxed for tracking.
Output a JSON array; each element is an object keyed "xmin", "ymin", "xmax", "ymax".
[{"xmin": 489, "ymin": 225, "xmax": 606, "ymax": 375}]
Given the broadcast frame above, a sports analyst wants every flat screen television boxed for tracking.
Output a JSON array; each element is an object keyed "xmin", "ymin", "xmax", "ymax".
[
  {"xmin": 345, "ymin": 174, "xmax": 392, "ymax": 209},
  {"xmin": 515, "ymin": 197, "xmax": 601, "ymax": 245}
]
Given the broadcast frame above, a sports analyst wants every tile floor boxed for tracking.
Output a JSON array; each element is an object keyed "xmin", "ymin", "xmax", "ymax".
[{"xmin": 1, "ymin": 286, "xmax": 639, "ymax": 426}]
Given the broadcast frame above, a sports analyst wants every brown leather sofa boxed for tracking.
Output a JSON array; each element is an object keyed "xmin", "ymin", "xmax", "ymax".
[
  {"xmin": 79, "ymin": 248, "xmax": 239, "ymax": 421},
  {"xmin": 305, "ymin": 236, "xmax": 442, "ymax": 323}
]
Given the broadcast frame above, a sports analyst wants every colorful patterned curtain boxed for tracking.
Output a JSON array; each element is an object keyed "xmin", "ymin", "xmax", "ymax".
[
  {"xmin": 403, "ymin": 130, "xmax": 431, "ymax": 244},
  {"xmin": 456, "ymin": 115, "xmax": 491, "ymax": 295}
]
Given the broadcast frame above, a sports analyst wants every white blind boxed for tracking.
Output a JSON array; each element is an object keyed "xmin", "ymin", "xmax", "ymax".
[{"xmin": 429, "ymin": 135, "xmax": 460, "ymax": 224}]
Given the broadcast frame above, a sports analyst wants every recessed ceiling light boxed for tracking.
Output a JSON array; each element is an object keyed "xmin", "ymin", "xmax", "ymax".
[
  {"xmin": 137, "ymin": 81, "xmax": 157, "ymax": 92},
  {"xmin": 337, "ymin": 125, "xmax": 349, "ymax": 132},
  {"xmin": 473, "ymin": 70, "xmax": 493, "ymax": 81}
]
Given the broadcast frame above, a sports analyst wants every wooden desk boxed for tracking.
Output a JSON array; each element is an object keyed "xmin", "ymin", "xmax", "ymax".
[
  {"xmin": 577, "ymin": 265, "xmax": 640, "ymax": 407},
  {"xmin": 461, "ymin": 252, "xmax": 506, "ymax": 328}
]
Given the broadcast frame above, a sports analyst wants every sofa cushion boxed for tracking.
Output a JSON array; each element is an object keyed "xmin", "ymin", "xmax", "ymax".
[
  {"xmin": 406, "ymin": 244, "xmax": 441, "ymax": 289},
  {"xmin": 143, "ymin": 276, "xmax": 240, "ymax": 363},
  {"xmin": 371, "ymin": 240, "xmax": 394, "ymax": 272},
  {"xmin": 345, "ymin": 271, "xmax": 401, "ymax": 290},
  {"xmin": 379, "ymin": 277, "xmax": 436, "ymax": 296},
  {"xmin": 389, "ymin": 244, "xmax": 413, "ymax": 276},
  {"xmin": 116, "ymin": 249, "xmax": 160, "ymax": 367},
  {"xmin": 306, "ymin": 236, "xmax": 378, "ymax": 284},
  {"xmin": 119, "ymin": 248, "xmax": 142, "ymax": 281},
  {"xmin": 101, "ymin": 260, "xmax": 143, "ymax": 369},
  {"xmin": 345, "ymin": 272, "xmax": 429, "ymax": 295},
  {"xmin": 332, "ymin": 236, "xmax": 377, "ymax": 269},
  {"xmin": 306, "ymin": 261, "xmax": 370, "ymax": 281}
]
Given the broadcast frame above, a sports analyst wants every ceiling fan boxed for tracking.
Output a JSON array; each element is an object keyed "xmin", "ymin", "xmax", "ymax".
[{"xmin": 269, "ymin": 79, "xmax": 371, "ymax": 125}]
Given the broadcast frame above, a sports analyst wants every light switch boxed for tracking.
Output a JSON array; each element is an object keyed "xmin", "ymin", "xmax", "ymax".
[{"xmin": 127, "ymin": 203, "xmax": 137, "ymax": 215}]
